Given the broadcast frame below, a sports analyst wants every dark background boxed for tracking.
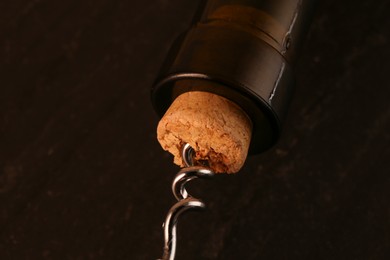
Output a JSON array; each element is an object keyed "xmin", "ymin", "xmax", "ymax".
[{"xmin": 0, "ymin": 0, "xmax": 389, "ymax": 259}]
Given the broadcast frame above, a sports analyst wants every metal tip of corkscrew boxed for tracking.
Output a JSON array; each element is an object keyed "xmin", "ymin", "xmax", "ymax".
[
  {"xmin": 181, "ymin": 143, "xmax": 194, "ymax": 167},
  {"xmin": 159, "ymin": 143, "xmax": 214, "ymax": 260}
]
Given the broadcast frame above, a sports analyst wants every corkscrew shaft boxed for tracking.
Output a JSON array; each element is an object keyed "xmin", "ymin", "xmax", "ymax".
[{"xmin": 160, "ymin": 144, "xmax": 214, "ymax": 260}]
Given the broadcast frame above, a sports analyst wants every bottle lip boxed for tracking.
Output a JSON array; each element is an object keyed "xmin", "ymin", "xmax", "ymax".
[{"xmin": 152, "ymin": 74, "xmax": 281, "ymax": 155}]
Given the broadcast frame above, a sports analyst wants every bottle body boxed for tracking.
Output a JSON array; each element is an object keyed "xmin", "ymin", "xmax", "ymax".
[{"xmin": 152, "ymin": 0, "xmax": 315, "ymax": 154}]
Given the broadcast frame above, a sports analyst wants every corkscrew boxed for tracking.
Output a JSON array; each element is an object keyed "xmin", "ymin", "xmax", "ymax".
[{"xmin": 160, "ymin": 143, "xmax": 214, "ymax": 260}]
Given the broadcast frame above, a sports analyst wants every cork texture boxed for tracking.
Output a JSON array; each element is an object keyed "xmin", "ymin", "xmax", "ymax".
[{"xmin": 157, "ymin": 91, "xmax": 252, "ymax": 173}]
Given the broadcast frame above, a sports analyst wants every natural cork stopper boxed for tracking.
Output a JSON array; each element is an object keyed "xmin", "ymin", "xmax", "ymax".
[{"xmin": 157, "ymin": 91, "xmax": 252, "ymax": 174}]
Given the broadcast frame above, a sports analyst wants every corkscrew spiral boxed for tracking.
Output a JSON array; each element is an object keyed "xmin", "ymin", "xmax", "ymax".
[{"xmin": 160, "ymin": 144, "xmax": 214, "ymax": 260}]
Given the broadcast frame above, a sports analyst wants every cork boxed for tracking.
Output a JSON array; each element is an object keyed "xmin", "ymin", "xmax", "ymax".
[{"xmin": 157, "ymin": 91, "xmax": 252, "ymax": 174}]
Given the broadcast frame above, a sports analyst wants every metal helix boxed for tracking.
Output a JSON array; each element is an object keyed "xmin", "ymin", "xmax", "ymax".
[{"xmin": 160, "ymin": 143, "xmax": 214, "ymax": 260}]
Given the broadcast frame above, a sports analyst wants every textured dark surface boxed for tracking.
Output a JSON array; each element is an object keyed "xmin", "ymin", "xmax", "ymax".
[{"xmin": 0, "ymin": 0, "xmax": 389, "ymax": 259}]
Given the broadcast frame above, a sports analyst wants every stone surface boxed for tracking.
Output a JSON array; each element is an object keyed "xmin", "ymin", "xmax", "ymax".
[{"xmin": 0, "ymin": 0, "xmax": 389, "ymax": 259}]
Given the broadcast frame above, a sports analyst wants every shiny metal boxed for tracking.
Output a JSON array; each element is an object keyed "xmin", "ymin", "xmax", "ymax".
[
  {"xmin": 160, "ymin": 144, "xmax": 214, "ymax": 260},
  {"xmin": 173, "ymin": 166, "xmax": 213, "ymax": 201},
  {"xmin": 181, "ymin": 143, "xmax": 194, "ymax": 168},
  {"xmin": 161, "ymin": 198, "xmax": 205, "ymax": 260}
]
